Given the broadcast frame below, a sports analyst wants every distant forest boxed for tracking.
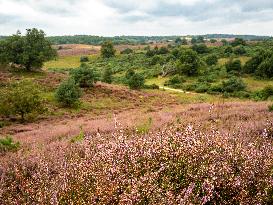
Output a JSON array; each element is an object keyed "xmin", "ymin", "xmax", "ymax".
[{"xmin": 0, "ymin": 34, "xmax": 271, "ymax": 45}]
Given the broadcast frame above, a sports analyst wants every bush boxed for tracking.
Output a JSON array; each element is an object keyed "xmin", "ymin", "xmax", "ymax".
[
  {"xmin": 222, "ymin": 77, "xmax": 246, "ymax": 93},
  {"xmin": 205, "ymin": 54, "xmax": 218, "ymax": 66},
  {"xmin": 255, "ymin": 56, "xmax": 273, "ymax": 79},
  {"xmin": 269, "ymin": 104, "xmax": 273, "ymax": 112},
  {"xmin": 157, "ymin": 47, "xmax": 169, "ymax": 55},
  {"xmin": 128, "ymin": 73, "xmax": 145, "ymax": 90},
  {"xmin": 0, "ymin": 80, "xmax": 45, "ymax": 121},
  {"xmin": 80, "ymin": 56, "xmax": 89, "ymax": 62},
  {"xmin": 194, "ymin": 82, "xmax": 211, "ymax": 93},
  {"xmin": 55, "ymin": 78, "xmax": 81, "ymax": 107},
  {"xmin": 191, "ymin": 44, "xmax": 209, "ymax": 54},
  {"xmin": 252, "ymin": 86, "xmax": 273, "ymax": 101},
  {"xmin": 102, "ymin": 67, "xmax": 113, "ymax": 84},
  {"xmin": 226, "ymin": 59, "xmax": 242, "ymax": 73},
  {"xmin": 176, "ymin": 49, "xmax": 201, "ymax": 76},
  {"xmin": 101, "ymin": 41, "xmax": 116, "ymax": 58},
  {"xmin": 164, "ymin": 75, "xmax": 186, "ymax": 88},
  {"xmin": 0, "ymin": 136, "xmax": 20, "ymax": 154},
  {"xmin": 70, "ymin": 65, "xmax": 97, "ymax": 87},
  {"xmin": 233, "ymin": 46, "xmax": 246, "ymax": 55},
  {"xmin": 120, "ymin": 48, "xmax": 133, "ymax": 55}
]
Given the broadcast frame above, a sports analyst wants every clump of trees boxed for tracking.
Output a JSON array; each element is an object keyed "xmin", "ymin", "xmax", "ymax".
[
  {"xmin": 0, "ymin": 28, "xmax": 57, "ymax": 70},
  {"xmin": 0, "ymin": 80, "xmax": 45, "ymax": 121},
  {"xmin": 101, "ymin": 41, "xmax": 116, "ymax": 58}
]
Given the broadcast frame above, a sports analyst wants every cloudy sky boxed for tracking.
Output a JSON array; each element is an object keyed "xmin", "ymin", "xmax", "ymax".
[{"xmin": 0, "ymin": 0, "xmax": 273, "ymax": 36}]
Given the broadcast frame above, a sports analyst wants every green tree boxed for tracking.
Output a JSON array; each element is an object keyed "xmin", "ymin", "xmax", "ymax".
[
  {"xmin": 192, "ymin": 44, "xmax": 209, "ymax": 54},
  {"xmin": 70, "ymin": 64, "xmax": 98, "ymax": 87},
  {"xmin": 210, "ymin": 39, "xmax": 217, "ymax": 43},
  {"xmin": 233, "ymin": 46, "xmax": 246, "ymax": 55},
  {"xmin": 222, "ymin": 76, "xmax": 246, "ymax": 93},
  {"xmin": 102, "ymin": 67, "xmax": 113, "ymax": 84},
  {"xmin": 255, "ymin": 56, "xmax": 273, "ymax": 78},
  {"xmin": 128, "ymin": 73, "xmax": 145, "ymax": 90},
  {"xmin": 176, "ymin": 49, "xmax": 201, "ymax": 76},
  {"xmin": 205, "ymin": 54, "xmax": 218, "ymax": 66},
  {"xmin": 0, "ymin": 80, "xmax": 45, "ymax": 121},
  {"xmin": 101, "ymin": 41, "xmax": 116, "ymax": 58},
  {"xmin": 226, "ymin": 59, "xmax": 242, "ymax": 73},
  {"xmin": 231, "ymin": 38, "xmax": 246, "ymax": 47},
  {"xmin": 181, "ymin": 38, "xmax": 188, "ymax": 45},
  {"xmin": 0, "ymin": 29, "xmax": 57, "ymax": 70},
  {"xmin": 55, "ymin": 78, "xmax": 81, "ymax": 107},
  {"xmin": 175, "ymin": 37, "xmax": 182, "ymax": 44}
]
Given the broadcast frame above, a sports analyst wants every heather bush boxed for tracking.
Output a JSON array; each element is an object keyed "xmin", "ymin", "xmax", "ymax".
[
  {"xmin": 0, "ymin": 79, "xmax": 45, "ymax": 121},
  {"xmin": 55, "ymin": 78, "xmax": 81, "ymax": 107}
]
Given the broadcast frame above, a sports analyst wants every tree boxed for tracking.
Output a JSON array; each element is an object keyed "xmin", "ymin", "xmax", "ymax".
[
  {"xmin": 181, "ymin": 38, "xmax": 188, "ymax": 45},
  {"xmin": 205, "ymin": 54, "xmax": 218, "ymax": 66},
  {"xmin": 192, "ymin": 44, "xmax": 209, "ymax": 54},
  {"xmin": 0, "ymin": 29, "xmax": 57, "ymax": 70},
  {"xmin": 255, "ymin": 56, "xmax": 273, "ymax": 78},
  {"xmin": 233, "ymin": 46, "xmax": 246, "ymax": 55},
  {"xmin": 55, "ymin": 78, "xmax": 81, "ymax": 107},
  {"xmin": 70, "ymin": 64, "xmax": 98, "ymax": 87},
  {"xmin": 224, "ymin": 46, "xmax": 233, "ymax": 56},
  {"xmin": 128, "ymin": 73, "xmax": 145, "ymax": 90},
  {"xmin": 101, "ymin": 41, "xmax": 116, "ymax": 58},
  {"xmin": 175, "ymin": 37, "xmax": 182, "ymax": 44},
  {"xmin": 231, "ymin": 38, "xmax": 246, "ymax": 47},
  {"xmin": 176, "ymin": 49, "xmax": 201, "ymax": 76},
  {"xmin": 210, "ymin": 39, "xmax": 217, "ymax": 43},
  {"xmin": 226, "ymin": 59, "xmax": 242, "ymax": 73},
  {"xmin": 222, "ymin": 76, "xmax": 246, "ymax": 93},
  {"xmin": 221, "ymin": 39, "xmax": 228, "ymax": 46},
  {"xmin": 0, "ymin": 80, "xmax": 45, "ymax": 121},
  {"xmin": 102, "ymin": 67, "xmax": 113, "ymax": 84}
]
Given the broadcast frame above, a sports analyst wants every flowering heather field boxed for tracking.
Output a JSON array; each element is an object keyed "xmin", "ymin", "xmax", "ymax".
[{"xmin": 0, "ymin": 102, "xmax": 273, "ymax": 204}]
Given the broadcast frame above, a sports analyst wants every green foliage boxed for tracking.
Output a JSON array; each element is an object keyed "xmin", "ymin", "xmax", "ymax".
[
  {"xmin": 233, "ymin": 46, "xmax": 246, "ymax": 55},
  {"xmin": 252, "ymin": 86, "xmax": 273, "ymax": 101},
  {"xmin": 55, "ymin": 78, "xmax": 81, "ymax": 107},
  {"xmin": 70, "ymin": 128, "xmax": 84, "ymax": 143},
  {"xmin": 224, "ymin": 46, "xmax": 233, "ymax": 56},
  {"xmin": 191, "ymin": 44, "xmax": 209, "ymax": 54},
  {"xmin": 0, "ymin": 136, "xmax": 20, "ymax": 154},
  {"xmin": 255, "ymin": 56, "xmax": 273, "ymax": 78},
  {"xmin": 231, "ymin": 38, "xmax": 246, "ymax": 47},
  {"xmin": 70, "ymin": 64, "xmax": 97, "ymax": 87},
  {"xmin": 136, "ymin": 117, "xmax": 153, "ymax": 134},
  {"xmin": 0, "ymin": 28, "xmax": 57, "ymax": 70},
  {"xmin": 226, "ymin": 59, "xmax": 242, "ymax": 73},
  {"xmin": 164, "ymin": 75, "xmax": 186, "ymax": 88},
  {"xmin": 80, "ymin": 56, "xmax": 89, "ymax": 62},
  {"xmin": 205, "ymin": 54, "xmax": 218, "ymax": 66},
  {"xmin": 128, "ymin": 73, "xmax": 145, "ymax": 90},
  {"xmin": 102, "ymin": 67, "xmax": 113, "ymax": 84},
  {"xmin": 101, "ymin": 41, "xmax": 116, "ymax": 58},
  {"xmin": 144, "ymin": 84, "xmax": 159, "ymax": 90},
  {"xmin": 0, "ymin": 80, "xmax": 45, "ymax": 121},
  {"xmin": 210, "ymin": 39, "xmax": 217, "ymax": 43},
  {"xmin": 268, "ymin": 104, "xmax": 273, "ymax": 112},
  {"xmin": 176, "ymin": 49, "xmax": 201, "ymax": 76},
  {"xmin": 244, "ymin": 50, "xmax": 272, "ymax": 74},
  {"xmin": 120, "ymin": 48, "xmax": 133, "ymax": 54},
  {"xmin": 222, "ymin": 77, "xmax": 246, "ymax": 93}
]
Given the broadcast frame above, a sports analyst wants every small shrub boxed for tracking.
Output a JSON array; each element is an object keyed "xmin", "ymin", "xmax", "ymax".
[
  {"xmin": 194, "ymin": 82, "xmax": 211, "ymax": 93},
  {"xmin": 205, "ymin": 54, "xmax": 218, "ymax": 66},
  {"xmin": 268, "ymin": 104, "xmax": 273, "ymax": 112},
  {"xmin": 222, "ymin": 76, "xmax": 246, "ymax": 93},
  {"xmin": 128, "ymin": 73, "xmax": 145, "ymax": 90},
  {"xmin": 226, "ymin": 59, "xmax": 242, "ymax": 73},
  {"xmin": 0, "ymin": 136, "xmax": 20, "ymax": 154},
  {"xmin": 55, "ymin": 78, "xmax": 81, "ymax": 107},
  {"xmin": 70, "ymin": 65, "xmax": 97, "ymax": 87},
  {"xmin": 252, "ymin": 86, "xmax": 273, "ymax": 101},
  {"xmin": 102, "ymin": 67, "xmax": 113, "ymax": 84},
  {"xmin": 120, "ymin": 48, "xmax": 133, "ymax": 55},
  {"xmin": 80, "ymin": 56, "xmax": 89, "ymax": 62}
]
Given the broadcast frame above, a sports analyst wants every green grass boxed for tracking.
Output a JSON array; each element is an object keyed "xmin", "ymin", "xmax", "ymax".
[{"xmin": 243, "ymin": 77, "xmax": 273, "ymax": 91}]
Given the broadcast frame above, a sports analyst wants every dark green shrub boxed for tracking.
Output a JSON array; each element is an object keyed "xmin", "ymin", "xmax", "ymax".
[
  {"xmin": 101, "ymin": 41, "xmax": 116, "ymax": 58},
  {"xmin": 164, "ymin": 75, "xmax": 186, "ymax": 87},
  {"xmin": 102, "ymin": 67, "xmax": 113, "ymax": 84},
  {"xmin": 128, "ymin": 73, "xmax": 145, "ymax": 90},
  {"xmin": 121, "ymin": 48, "xmax": 133, "ymax": 54},
  {"xmin": 157, "ymin": 47, "xmax": 169, "ymax": 54},
  {"xmin": 233, "ymin": 46, "xmax": 246, "ymax": 55},
  {"xmin": 205, "ymin": 54, "xmax": 218, "ymax": 66},
  {"xmin": 226, "ymin": 59, "xmax": 242, "ymax": 73},
  {"xmin": 80, "ymin": 56, "xmax": 89, "ymax": 62},
  {"xmin": 191, "ymin": 44, "xmax": 209, "ymax": 54},
  {"xmin": 251, "ymin": 86, "xmax": 273, "ymax": 101},
  {"xmin": 222, "ymin": 77, "xmax": 246, "ymax": 93},
  {"xmin": 0, "ymin": 136, "xmax": 20, "ymax": 154},
  {"xmin": 269, "ymin": 104, "xmax": 273, "ymax": 112},
  {"xmin": 224, "ymin": 46, "xmax": 233, "ymax": 55},
  {"xmin": 70, "ymin": 65, "xmax": 97, "ymax": 87},
  {"xmin": 194, "ymin": 82, "xmax": 211, "ymax": 93},
  {"xmin": 0, "ymin": 80, "xmax": 45, "ymax": 121},
  {"xmin": 231, "ymin": 38, "xmax": 246, "ymax": 47},
  {"xmin": 176, "ymin": 49, "xmax": 201, "ymax": 76},
  {"xmin": 55, "ymin": 78, "xmax": 81, "ymax": 107},
  {"xmin": 150, "ymin": 55, "xmax": 163, "ymax": 65},
  {"xmin": 255, "ymin": 56, "xmax": 273, "ymax": 78}
]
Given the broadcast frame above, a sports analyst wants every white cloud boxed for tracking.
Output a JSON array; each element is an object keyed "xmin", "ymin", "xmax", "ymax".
[{"xmin": 0, "ymin": 0, "xmax": 273, "ymax": 36}]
